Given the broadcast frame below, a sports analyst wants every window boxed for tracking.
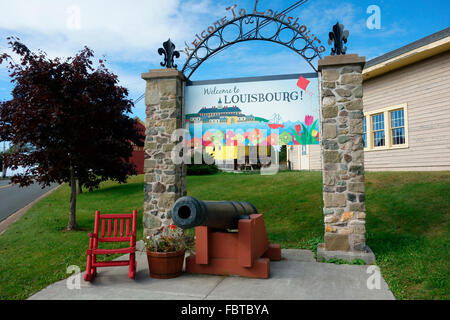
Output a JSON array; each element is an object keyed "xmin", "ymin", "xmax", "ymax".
[
  {"xmin": 372, "ymin": 113, "xmax": 385, "ymax": 147},
  {"xmin": 363, "ymin": 117, "xmax": 367, "ymax": 148},
  {"xmin": 390, "ymin": 109, "xmax": 405, "ymax": 145},
  {"xmin": 364, "ymin": 104, "xmax": 408, "ymax": 151}
]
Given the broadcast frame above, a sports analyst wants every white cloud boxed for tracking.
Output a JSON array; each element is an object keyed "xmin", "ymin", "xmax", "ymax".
[
  {"xmin": 0, "ymin": 0, "xmax": 228, "ymax": 117},
  {"xmin": 0, "ymin": 0, "xmax": 224, "ymax": 63}
]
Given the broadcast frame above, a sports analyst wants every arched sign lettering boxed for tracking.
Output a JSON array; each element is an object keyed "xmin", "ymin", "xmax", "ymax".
[{"xmin": 181, "ymin": 14, "xmax": 324, "ymax": 79}]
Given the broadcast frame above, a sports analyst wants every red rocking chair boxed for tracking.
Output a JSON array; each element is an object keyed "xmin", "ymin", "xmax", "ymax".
[{"xmin": 84, "ymin": 210, "xmax": 137, "ymax": 281}]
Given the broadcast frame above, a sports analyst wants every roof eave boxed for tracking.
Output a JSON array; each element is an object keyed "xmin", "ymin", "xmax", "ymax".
[{"xmin": 363, "ymin": 36, "xmax": 450, "ymax": 81}]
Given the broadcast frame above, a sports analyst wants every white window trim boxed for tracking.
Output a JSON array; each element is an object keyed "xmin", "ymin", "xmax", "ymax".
[{"xmin": 364, "ymin": 103, "xmax": 409, "ymax": 152}]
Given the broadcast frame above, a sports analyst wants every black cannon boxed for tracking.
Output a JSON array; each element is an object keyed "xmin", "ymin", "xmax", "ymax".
[{"xmin": 172, "ymin": 196, "xmax": 258, "ymax": 230}]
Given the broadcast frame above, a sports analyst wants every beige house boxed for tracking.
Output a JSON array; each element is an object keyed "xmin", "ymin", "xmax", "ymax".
[{"xmin": 288, "ymin": 27, "xmax": 450, "ymax": 171}]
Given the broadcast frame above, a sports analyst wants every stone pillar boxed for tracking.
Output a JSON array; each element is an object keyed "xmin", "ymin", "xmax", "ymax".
[
  {"xmin": 316, "ymin": 55, "xmax": 375, "ymax": 264},
  {"xmin": 141, "ymin": 69, "xmax": 186, "ymax": 237}
]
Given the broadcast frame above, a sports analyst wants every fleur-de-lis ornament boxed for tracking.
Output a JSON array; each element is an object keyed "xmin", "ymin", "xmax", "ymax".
[
  {"xmin": 328, "ymin": 22, "xmax": 349, "ymax": 55},
  {"xmin": 158, "ymin": 39, "xmax": 180, "ymax": 69}
]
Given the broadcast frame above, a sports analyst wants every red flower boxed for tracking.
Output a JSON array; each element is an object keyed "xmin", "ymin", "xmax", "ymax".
[
  {"xmin": 169, "ymin": 224, "xmax": 177, "ymax": 230},
  {"xmin": 292, "ymin": 135, "xmax": 300, "ymax": 145},
  {"xmin": 305, "ymin": 115, "xmax": 314, "ymax": 126},
  {"xmin": 295, "ymin": 124, "xmax": 301, "ymax": 133}
]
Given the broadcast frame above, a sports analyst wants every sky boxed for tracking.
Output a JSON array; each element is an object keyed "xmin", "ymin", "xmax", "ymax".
[{"xmin": 0, "ymin": 0, "xmax": 449, "ymax": 124}]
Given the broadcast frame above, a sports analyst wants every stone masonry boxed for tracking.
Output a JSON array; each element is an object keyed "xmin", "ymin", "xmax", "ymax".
[
  {"xmin": 317, "ymin": 55, "xmax": 375, "ymax": 264},
  {"xmin": 141, "ymin": 69, "xmax": 186, "ymax": 238}
]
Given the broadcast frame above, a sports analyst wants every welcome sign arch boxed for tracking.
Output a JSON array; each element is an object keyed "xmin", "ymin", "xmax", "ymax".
[
  {"xmin": 143, "ymin": 0, "xmax": 372, "ymax": 264},
  {"xmin": 181, "ymin": 13, "xmax": 324, "ymax": 79},
  {"xmin": 175, "ymin": 3, "xmax": 326, "ymax": 170}
]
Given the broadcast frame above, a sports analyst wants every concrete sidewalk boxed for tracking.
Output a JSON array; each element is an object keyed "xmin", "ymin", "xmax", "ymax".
[{"xmin": 29, "ymin": 243, "xmax": 395, "ymax": 300}]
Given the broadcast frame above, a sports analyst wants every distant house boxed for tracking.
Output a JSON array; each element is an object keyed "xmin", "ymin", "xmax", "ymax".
[{"xmin": 129, "ymin": 117, "xmax": 145, "ymax": 174}]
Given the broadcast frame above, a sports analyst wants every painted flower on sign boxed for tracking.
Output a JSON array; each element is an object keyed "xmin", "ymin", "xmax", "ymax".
[
  {"xmin": 305, "ymin": 115, "xmax": 314, "ymax": 126},
  {"xmin": 211, "ymin": 130, "xmax": 224, "ymax": 147},
  {"xmin": 292, "ymin": 133, "xmax": 300, "ymax": 145},
  {"xmin": 225, "ymin": 130, "xmax": 236, "ymax": 146},
  {"xmin": 248, "ymin": 128, "xmax": 264, "ymax": 145},
  {"xmin": 185, "ymin": 138, "xmax": 191, "ymax": 149},
  {"xmin": 291, "ymin": 115, "xmax": 319, "ymax": 145},
  {"xmin": 202, "ymin": 131, "xmax": 213, "ymax": 141},
  {"xmin": 234, "ymin": 133, "xmax": 245, "ymax": 146},
  {"xmin": 279, "ymin": 131, "xmax": 292, "ymax": 145},
  {"xmin": 267, "ymin": 132, "xmax": 279, "ymax": 145},
  {"xmin": 191, "ymin": 137, "xmax": 202, "ymax": 149},
  {"xmin": 202, "ymin": 131, "xmax": 213, "ymax": 147}
]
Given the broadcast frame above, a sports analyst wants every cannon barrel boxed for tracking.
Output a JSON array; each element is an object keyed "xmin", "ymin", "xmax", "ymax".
[{"xmin": 172, "ymin": 196, "xmax": 258, "ymax": 230}]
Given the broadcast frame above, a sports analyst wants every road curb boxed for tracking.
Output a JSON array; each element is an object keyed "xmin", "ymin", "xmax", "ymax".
[{"xmin": 0, "ymin": 184, "xmax": 62, "ymax": 235}]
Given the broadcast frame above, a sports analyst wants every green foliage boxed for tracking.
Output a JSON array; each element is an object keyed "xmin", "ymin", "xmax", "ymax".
[
  {"xmin": 187, "ymin": 152, "xmax": 219, "ymax": 176},
  {"xmin": 187, "ymin": 164, "xmax": 219, "ymax": 176},
  {"xmin": 279, "ymin": 145, "xmax": 287, "ymax": 163},
  {"xmin": 322, "ymin": 258, "xmax": 366, "ymax": 265}
]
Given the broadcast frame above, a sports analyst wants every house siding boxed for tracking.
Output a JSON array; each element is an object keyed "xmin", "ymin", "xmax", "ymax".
[
  {"xmin": 287, "ymin": 145, "xmax": 301, "ymax": 170},
  {"xmin": 363, "ymin": 51, "xmax": 450, "ymax": 171},
  {"xmin": 309, "ymin": 145, "xmax": 322, "ymax": 170},
  {"xmin": 286, "ymin": 145, "xmax": 322, "ymax": 170}
]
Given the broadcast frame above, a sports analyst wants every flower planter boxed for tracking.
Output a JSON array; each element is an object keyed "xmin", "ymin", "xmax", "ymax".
[{"xmin": 146, "ymin": 249, "xmax": 186, "ymax": 279}]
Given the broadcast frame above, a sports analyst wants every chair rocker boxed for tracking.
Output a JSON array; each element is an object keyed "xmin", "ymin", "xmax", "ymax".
[{"xmin": 84, "ymin": 210, "xmax": 137, "ymax": 281}]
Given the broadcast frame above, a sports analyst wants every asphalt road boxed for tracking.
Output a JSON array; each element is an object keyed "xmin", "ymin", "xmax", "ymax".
[
  {"xmin": 0, "ymin": 180, "xmax": 59, "ymax": 222},
  {"xmin": 0, "ymin": 179, "xmax": 11, "ymax": 187}
]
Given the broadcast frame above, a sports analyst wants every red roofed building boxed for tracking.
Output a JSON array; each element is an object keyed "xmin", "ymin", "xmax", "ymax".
[{"xmin": 129, "ymin": 117, "xmax": 145, "ymax": 174}]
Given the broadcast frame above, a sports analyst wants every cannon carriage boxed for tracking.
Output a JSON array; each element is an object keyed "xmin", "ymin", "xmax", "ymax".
[{"xmin": 172, "ymin": 196, "xmax": 281, "ymax": 279}]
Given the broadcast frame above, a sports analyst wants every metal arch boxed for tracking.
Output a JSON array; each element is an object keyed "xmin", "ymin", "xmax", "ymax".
[{"xmin": 181, "ymin": 14, "xmax": 323, "ymax": 79}]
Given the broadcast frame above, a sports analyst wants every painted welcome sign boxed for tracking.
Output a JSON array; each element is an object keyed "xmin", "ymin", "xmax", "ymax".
[{"xmin": 185, "ymin": 73, "xmax": 320, "ymax": 149}]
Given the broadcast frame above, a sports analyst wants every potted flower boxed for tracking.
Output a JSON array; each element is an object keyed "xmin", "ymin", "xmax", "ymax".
[{"xmin": 144, "ymin": 224, "xmax": 190, "ymax": 279}]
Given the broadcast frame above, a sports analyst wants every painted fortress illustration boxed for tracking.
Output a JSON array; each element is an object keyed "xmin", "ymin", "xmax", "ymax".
[{"xmin": 186, "ymin": 99, "xmax": 265, "ymax": 124}]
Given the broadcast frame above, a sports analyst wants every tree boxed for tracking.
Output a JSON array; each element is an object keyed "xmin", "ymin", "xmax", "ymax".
[
  {"xmin": 0, "ymin": 150, "xmax": 5, "ymax": 179},
  {"xmin": 0, "ymin": 143, "xmax": 22, "ymax": 178},
  {"xmin": 0, "ymin": 38, "xmax": 144, "ymax": 230},
  {"xmin": 77, "ymin": 179, "xmax": 83, "ymax": 195}
]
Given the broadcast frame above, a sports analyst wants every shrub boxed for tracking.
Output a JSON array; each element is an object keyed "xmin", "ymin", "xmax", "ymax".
[{"xmin": 187, "ymin": 152, "xmax": 219, "ymax": 176}]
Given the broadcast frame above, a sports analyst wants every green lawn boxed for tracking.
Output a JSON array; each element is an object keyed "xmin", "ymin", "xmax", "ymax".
[
  {"xmin": 0, "ymin": 171, "xmax": 448, "ymax": 300},
  {"xmin": 0, "ymin": 175, "xmax": 144, "ymax": 300}
]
